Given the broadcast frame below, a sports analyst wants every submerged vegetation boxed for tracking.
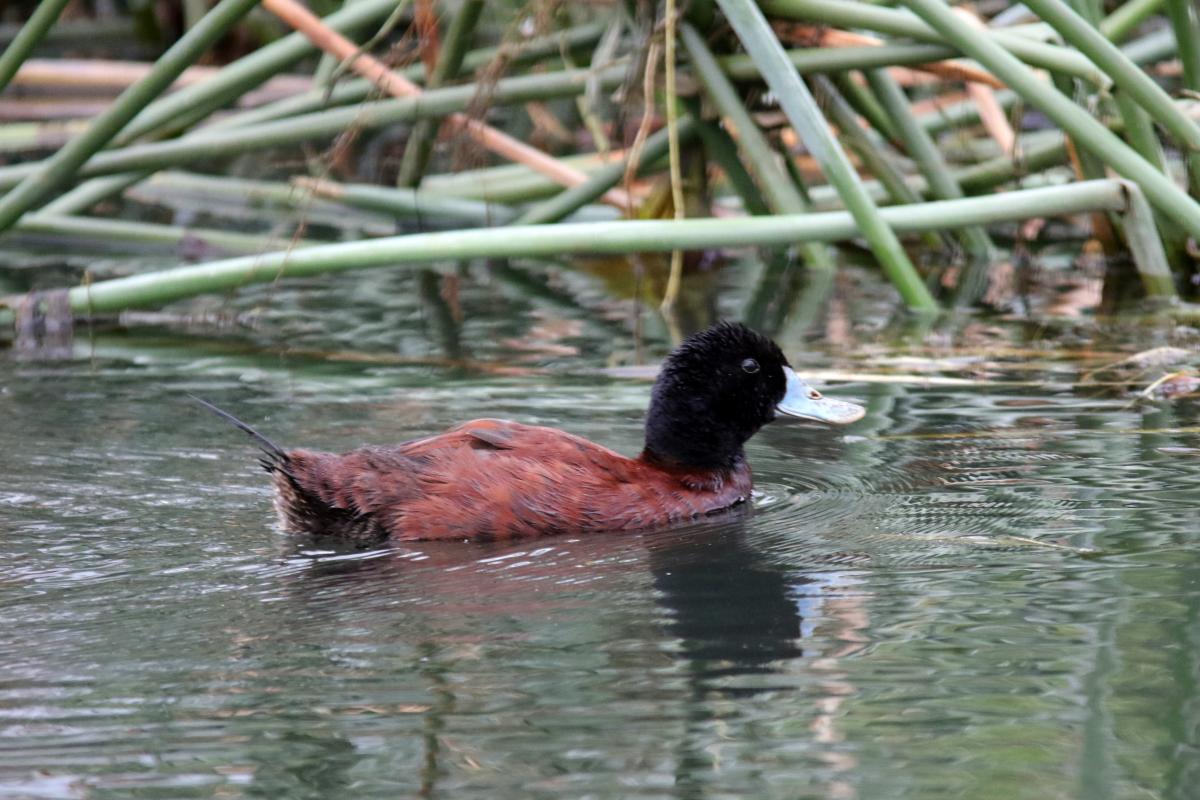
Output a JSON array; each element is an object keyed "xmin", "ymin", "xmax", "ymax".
[{"xmin": 0, "ymin": 0, "xmax": 1199, "ymax": 343}]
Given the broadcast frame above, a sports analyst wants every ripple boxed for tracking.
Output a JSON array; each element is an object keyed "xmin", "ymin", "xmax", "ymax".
[{"xmin": 5, "ymin": 328, "xmax": 1200, "ymax": 799}]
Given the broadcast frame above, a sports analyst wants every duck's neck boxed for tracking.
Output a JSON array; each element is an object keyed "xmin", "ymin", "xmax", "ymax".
[{"xmin": 641, "ymin": 398, "xmax": 747, "ymax": 472}]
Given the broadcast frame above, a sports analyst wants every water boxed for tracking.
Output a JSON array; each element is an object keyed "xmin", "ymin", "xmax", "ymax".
[{"xmin": 3, "ymin": 260, "xmax": 1200, "ymax": 799}]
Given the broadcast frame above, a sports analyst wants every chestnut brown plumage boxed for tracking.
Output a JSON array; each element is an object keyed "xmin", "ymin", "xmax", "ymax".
[{"xmin": 194, "ymin": 322, "xmax": 864, "ymax": 542}]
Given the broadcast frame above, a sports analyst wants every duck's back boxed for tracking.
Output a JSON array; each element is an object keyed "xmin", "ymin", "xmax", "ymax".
[{"xmin": 270, "ymin": 419, "xmax": 752, "ymax": 541}]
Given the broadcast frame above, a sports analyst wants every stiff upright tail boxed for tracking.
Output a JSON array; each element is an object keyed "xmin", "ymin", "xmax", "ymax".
[
  {"xmin": 188, "ymin": 395, "xmax": 290, "ymax": 472},
  {"xmin": 189, "ymin": 395, "xmax": 378, "ymax": 540}
]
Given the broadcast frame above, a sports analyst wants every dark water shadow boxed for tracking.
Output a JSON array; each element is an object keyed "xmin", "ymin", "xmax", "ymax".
[{"xmin": 646, "ymin": 524, "xmax": 804, "ymax": 683}]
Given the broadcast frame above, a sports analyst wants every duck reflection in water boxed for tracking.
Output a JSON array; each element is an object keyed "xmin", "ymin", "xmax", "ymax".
[
  {"xmin": 650, "ymin": 524, "xmax": 806, "ymax": 685},
  {"xmin": 646, "ymin": 518, "xmax": 869, "ymax": 799},
  {"xmin": 272, "ymin": 501, "xmax": 869, "ymax": 799}
]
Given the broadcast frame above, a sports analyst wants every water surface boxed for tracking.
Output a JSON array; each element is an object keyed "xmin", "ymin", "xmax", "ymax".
[{"xmin": 3, "ymin": 260, "xmax": 1200, "ymax": 799}]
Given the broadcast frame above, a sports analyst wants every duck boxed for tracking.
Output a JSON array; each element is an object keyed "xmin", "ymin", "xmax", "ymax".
[{"xmin": 194, "ymin": 322, "xmax": 864, "ymax": 542}]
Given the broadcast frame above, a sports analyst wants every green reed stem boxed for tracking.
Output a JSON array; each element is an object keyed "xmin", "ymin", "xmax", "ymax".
[
  {"xmin": 907, "ymin": 21, "xmax": 1170, "ymax": 138},
  {"xmin": 126, "ymin": 171, "xmax": 396, "ymax": 230},
  {"xmin": 1024, "ymin": 0, "xmax": 1200, "ymax": 195},
  {"xmin": 1078, "ymin": 0, "xmax": 1192, "ymax": 267},
  {"xmin": 956, "ymin": 134, "xmax": 1070, "ymax": 192},
  {"xmin": 297, "ymin": 179, "xmax": 518, "ymax": 226},
  {"xmin": 0, "ymin": 66, "xmax": 627, "ymax": 191},
  {"xmin": 1049, "ymin": 69, "xmax": 1116, "ymax": 248},
  {"xmin": 514, "ymin": 118, "xmax": 697, "ymax": 226},
  {"xmin": 761, "ymin": 0, "xmax": 1109, "ymax": 85},
  {"xmin": 919, "ymin": 90, "xmax": 1019, "ymax": 137},
  {"xmin": 14, "ymin": 213, "xmax": 305, "ymax": 254},
  {"xmin": 1099, "ymin": 0, "xmax": 1165, "ymax": 42},
  {"xmin": 1165, "ymin": 0, "xmax": 1200, "ymax": 90},
  {"xmin": 213, "ymin": 21, "xmax": 607, "ymax": 131},
  {"xmin": 1121, "ymin": 27, "xmax": 1178, "ymax": 66},
  {"xmin": 804, "ymin": 130, "xmax": 1073, "ymax": 210},
  {"xmin": 900, "ymin": 0, "xmax": 1200, "ymax": 242},
  {"xmin": 0, "ymin": 0, "xmax": 261, "ymax": 234},
  {"xmin": 812, "ymin": 75, "xmax": 947, "ymax": 252},
  {"xmin": 17, "ymin": 181, "xmax": 1136, "ymax": 319},
  {"xmin": 43, "ymin": 0, "xmax": 396, "ymax": 216},
  {"xmin": 831, "ymin": 72, "xmax": 901, "ymax": 145},
  {"xmin": 866, "ymin": 69, "xmax": 996, "ymax": 260},
  {"xmin": 419, "ymin": 154, "xmax": 629, "ymax": 204},
  {"xmin": 49, "ymin": 7, "xmax": 596, "ymax": 216},
  {"xmin": 1111, "ymin": 91, "xmax": 1190, "ymax": 269},
  {"xmin": 39, "ymin": 173, "xmax": 148, "ymax": 216},
  {"xmin": 0, "ymin": 0, "xmax": 72, "ymax": 95},
  {"xmin": 116, "ymin": 0, "xmax": 399, "ymax": 145},
  {"xmin": 396, "ymin": 0, "xmax": 486, "ymax": 187},
  {"xmin": 680, "ymin": 24, "xmax": 834, "ymax": 269},
  {"xmin": 0, "ymin": 17, "xmax": 135, "ymax": 49},
  {"xmin": 1117, "ymin": 181, "xmax": 1177, "ymax": 297},
  {"xmin": 692, "ymin": 115, "xmax": 771, "ymax": 216},
  {"xmin": 721, "ymin": 42, "xmax": 961, "ymax": 81},
  {"xmin": 716, "ymin": 0, "xmax": 935, "ymax": 311}
]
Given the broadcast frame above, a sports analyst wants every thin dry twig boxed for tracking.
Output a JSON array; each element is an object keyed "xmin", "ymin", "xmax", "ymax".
[
  {"xmin": 660, "ymin": 2, "xmax": 686, "ymax": 315},
  {"xmin": 260, "ymin": 0, "xmax": 632, "ymax": 208},
  {"xmin": 621, "ymin": 37, "xmax": 660, "ymax": 216},
  {"xmin": 780, "ymin": 25, "xmax": 1007, "ymax": 89},
  {"xmin": 1138, "ymin": 370, "xmax": 1200, "ymax": 400},
  {"xmin": 952, "ymin": 7, "xmax": 1015, "ymax": 155}
]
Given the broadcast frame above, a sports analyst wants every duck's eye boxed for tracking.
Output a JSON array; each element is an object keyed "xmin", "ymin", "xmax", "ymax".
[
  {"xmin": 808, "ymin": 389, "xmax": 822, "ymax": 400},
  {"xmin": 741, "ymin": 358, "xmax": 760, "ymax": 374}
]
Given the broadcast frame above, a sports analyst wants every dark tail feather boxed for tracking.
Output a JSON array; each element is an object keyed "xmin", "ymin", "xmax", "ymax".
[{"xmin": 188, "ymin": 395, "xmax": 290, "ymax": 472}]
